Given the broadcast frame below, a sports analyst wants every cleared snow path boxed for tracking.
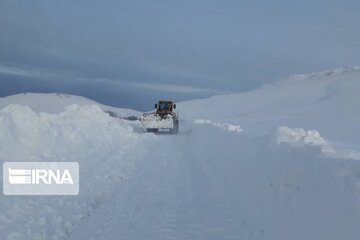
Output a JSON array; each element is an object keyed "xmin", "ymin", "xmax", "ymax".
[
  {"xmin": 69, "ymin": 124, "xmax": 360, "ymax": 240},
  {"xmin": 69, "ymin": 127, "xmax": 260, "ymax": 240}
]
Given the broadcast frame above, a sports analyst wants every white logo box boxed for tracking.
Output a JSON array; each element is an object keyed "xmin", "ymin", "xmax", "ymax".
[{"xmin": 3, "ymin": 162, "xmax": 79, "ymax": 195}]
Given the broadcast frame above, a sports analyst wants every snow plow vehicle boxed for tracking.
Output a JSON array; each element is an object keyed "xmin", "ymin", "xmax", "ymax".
[{"xmin": 141, "ymin": 100, "xmax": 179, "ymax": 134}]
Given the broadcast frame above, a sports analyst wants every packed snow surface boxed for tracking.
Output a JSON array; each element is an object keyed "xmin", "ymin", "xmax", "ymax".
[{"xmin": 1, "ymin": 67, "xmax": 360, "ymax": 240}]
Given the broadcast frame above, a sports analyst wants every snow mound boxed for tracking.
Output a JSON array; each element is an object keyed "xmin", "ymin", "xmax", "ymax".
[
  {"xmin": 268, "ymin": 126, "xmax": 360, "ymax": 160},
  {"xmin": 271, "ymin": 126, "xmax": 326, "ymax": 147},
  {"xmin": 194, "ymin": 118, "xmax": 242, "ymax": 133},
  {"xmin": 0, "ymin": 104, "xmax": 149, "ymax": 239}
]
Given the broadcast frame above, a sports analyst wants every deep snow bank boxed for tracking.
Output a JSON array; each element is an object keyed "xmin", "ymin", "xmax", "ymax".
[{"xmin": 0, "ymin": 104, "xmax": 149, "ymax": 240}]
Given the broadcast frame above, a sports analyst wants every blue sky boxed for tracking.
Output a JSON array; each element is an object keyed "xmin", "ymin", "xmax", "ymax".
[{"xmin": 0, "ymin": 0, "xmax": 359, "ymax": 110}]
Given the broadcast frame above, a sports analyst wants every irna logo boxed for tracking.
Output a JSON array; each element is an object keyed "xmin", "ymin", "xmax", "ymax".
[
  {"xmin": 8, "ymin": 168, "xmax": 74, "ymax": 185},
  {"xmin": 3, "ymin": 162, "xmax": 79, "ymax": 195}
]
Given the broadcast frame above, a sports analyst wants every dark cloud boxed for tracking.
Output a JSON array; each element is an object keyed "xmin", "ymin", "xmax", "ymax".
[
  {"xmin": 0, "ymin": 71, "xmax": 215, "ymax": 111},
  {"xmin": 1, "ymin": 0, "xmax": 360, "ymax": 110}
]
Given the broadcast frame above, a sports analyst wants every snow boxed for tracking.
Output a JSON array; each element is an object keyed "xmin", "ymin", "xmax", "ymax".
[
  {"xmin": 194, "ymin": 118, "xmax": 242, "ymax": 132},
  {"xmin": 69, "ymin": 125, "xmax": 360, "ymax": 240},
  {"xmin": 180, "ymin": 66, "xmax": 360, "ymax": 149},
  {"xmin": 271, "ymin": 126, "xmax": 326, "ymax": 147},
  {"xmin": 1, "ymin": 67, "xmax": 360, "ymax": 240},
  {"xmin": 0, "ymin": 103, "xmax": 147, "ymax": 239},
  {"xmin": 0, "ymin": 93, "xmax": 141, "ymax": 117},
  {"xmin": 141, "ymin": 113, "xmax": 175, "ymax": 129}
]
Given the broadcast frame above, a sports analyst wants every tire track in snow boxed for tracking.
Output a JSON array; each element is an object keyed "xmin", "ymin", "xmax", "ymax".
[{"xmin": 68, "ymin": 126, "xmax": 260, "ymax": 240}]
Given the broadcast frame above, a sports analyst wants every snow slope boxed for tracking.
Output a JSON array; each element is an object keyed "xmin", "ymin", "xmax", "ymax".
[
  {"xmin": 180, "ymin": 66, "xmax": 360, "ymax": 147},
  {"xmin": 0, "ymin": 67, "xmax": 360, "ymax": 240}
]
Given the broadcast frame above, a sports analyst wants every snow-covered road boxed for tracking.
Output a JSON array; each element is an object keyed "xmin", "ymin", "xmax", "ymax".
[
  {"xmin": 69, "ymin": 127, "xmax": 259, "ymax": 240},
  {"xmin": 69, "ymin": 123, "xmax": 360, "ymax": 240}
]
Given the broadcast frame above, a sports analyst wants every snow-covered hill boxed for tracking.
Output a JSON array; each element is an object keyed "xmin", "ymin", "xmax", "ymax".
[
  {"xmin": 0, "ymin": 67, "xmax": 360, "ymax": 240},
  {"xmin": 180, "ymin": 66, "xmax": 360, "ymax": 146},
  {"xmin": 0, "ymin": 93, "xmax": 141, "ymax": 116}
]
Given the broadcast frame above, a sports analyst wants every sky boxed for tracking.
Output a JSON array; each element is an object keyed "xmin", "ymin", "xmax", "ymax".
[{"xmin": 0, "ymin": 0, "xmax": 359, "ymax": 110}]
